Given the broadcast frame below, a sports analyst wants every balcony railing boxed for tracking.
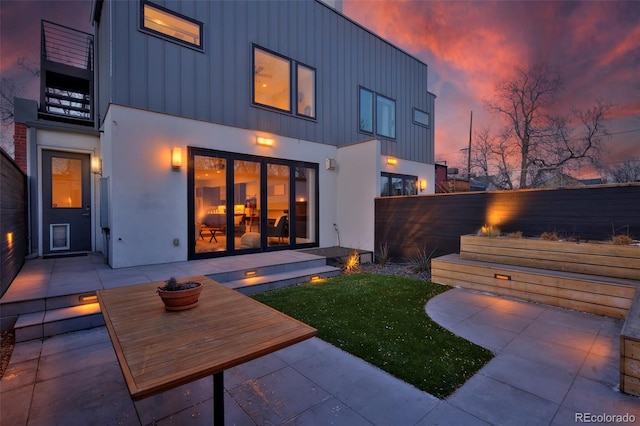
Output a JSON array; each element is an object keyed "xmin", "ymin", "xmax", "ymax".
[
  {"xmin": 40, "ymin": 20, "xmax": 94, "ymax": 125},
  {"xmin": 41, "ymin": 20, "xmax": 93, "ymax": 70}
]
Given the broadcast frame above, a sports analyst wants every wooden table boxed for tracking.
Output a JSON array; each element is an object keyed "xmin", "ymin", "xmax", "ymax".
[{"xmin": 97, "ymin": 276, "xmax": 316, "ymax": 425}]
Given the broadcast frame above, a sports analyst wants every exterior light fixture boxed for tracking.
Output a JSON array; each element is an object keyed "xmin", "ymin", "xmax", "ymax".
[
  {"xmin": 245, "ymin": 270, "xmax": 257, "ymax": 277},
  {"xmin": 171, "ymin": 147, "xmax": 182, "ymax": 170},
  {"xmin": 91, "ymin": 157, "xmax": 102, "ymax": 175},
  {"xmin": 386, "ymin": 157, "xmax": 397, "ymax": 165},
  {"xmin": 79, "ymin": 294, "xmax": 98, "ymax": 303},
  {"xmin": 256, "ymin": 137, "xmax": 274, "ymax": 146},
  {"xmin": 494, "ymin": 273, "xmax": 511, "ymax": 281},
  {"xmin": 419, "ymin": 179, "xmax": 427, "ymax": 192},
  {"xmin": 310, "ymin": 275, "xmax": 321, "ymax": 282}
]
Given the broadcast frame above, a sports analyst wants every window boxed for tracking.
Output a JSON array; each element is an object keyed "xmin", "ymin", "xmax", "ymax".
[
  {"xmin": 51, "ymin": 157, "xmax": 82, "ymax": 208},
  {"xmin": 297, "ymin": 64, "xmax": 316, "ymax": 118},
  {"xmin": 377, "ymin": 95, "xmax": 396, "ymax": 138},
  {"xmin": 253, "ymin": 46, "xmax": 316, "ymax": 119},
  {"xmin": 189, "ymin": 148, "xmax": 319, "ymax": 259},
  {"xmin": 141, "ymin": 1, "xmax": 203, "ymax": 50},
  {"xmin": 254, "ymin": 48, "xmax": 291, "ymax": 112},
  {"xmin": 359, "ymin": 87, "xmax": 396, "ymax": 139},
  {"xmin": 359, "ymin": 88, "xmax": 374, "ymax": 133},
  {"xmin": 413, "ymin": 108, "xmax": 430, "ymax": 128},
  {"xmin": 380, "ymin": 172, "xmax": 417, "ymax": 197}
]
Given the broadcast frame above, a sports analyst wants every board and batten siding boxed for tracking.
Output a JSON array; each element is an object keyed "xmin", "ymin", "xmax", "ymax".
[{"xmin": 96, "ymin": 0, "xmax": 433, "ymax": 164}]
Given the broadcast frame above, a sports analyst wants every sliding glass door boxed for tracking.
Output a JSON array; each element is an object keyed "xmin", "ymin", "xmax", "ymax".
[{"xmin": 188, "ymin": 148, "xmax": 318, "ymax": 259}]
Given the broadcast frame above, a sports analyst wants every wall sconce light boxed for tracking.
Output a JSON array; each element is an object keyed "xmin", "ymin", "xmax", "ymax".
[
  {"xmin": 256, "ymin": 137, "xmax": 274, "ymax": 146},
  {"xmin": 494, "ymin": 273, "xmax": 511, "ymax": 281},
  {"xmin": 91, "ymin": 157, "xmax": 102, "ymax": 175},
  {"xmin": 171, "ymin": 147, "xmax": 182, "ymax": 170},
  {"xmin": 386, "ymin": 157, "xmax": 397, "ymax": 165},
  {"xmin": 420, "ymin": 179, "xmax": 427, "ymax": 192}
]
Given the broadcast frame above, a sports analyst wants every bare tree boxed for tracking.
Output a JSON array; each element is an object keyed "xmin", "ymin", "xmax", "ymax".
[
  {"xmin": 483, "ymin": 63, "xmax": 610, "ymax": 189},
  {"xmin": 607, "ymin": 160, "xmax": 640, "ymax": 183},
  {"xmin": 0, "ymin": 58, "xmax": 39, "ymax": 156}
]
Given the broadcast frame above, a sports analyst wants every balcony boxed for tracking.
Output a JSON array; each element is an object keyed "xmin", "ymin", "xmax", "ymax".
[{"xmin": 39, "ymin": 20, "xmax": 94, "ymax": 127}]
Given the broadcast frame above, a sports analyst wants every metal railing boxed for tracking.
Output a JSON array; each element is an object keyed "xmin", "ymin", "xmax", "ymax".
[{"xmin": 41, "ymin": 20, "xmax": 93, "ymax": 70}]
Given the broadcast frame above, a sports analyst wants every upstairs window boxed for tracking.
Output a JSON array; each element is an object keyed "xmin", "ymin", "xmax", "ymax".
[
  {"xmin": 377, "ymin": 95, "xmax": 396, "ymax": 138},
  {"xmin": 253, "ymin": 46, "xmax": 316, "ymax": 119},
  {"xmin": 254, "ymin": 48, "xmax": 291, "ymax": 111},
  {"xmin": 141, "ymin": 1, "xmax": 203, "ymax": 50},
  {"xmin": 297, "ymin": 64, "xmax": 316, "ymax": 118},
  {"xmin": 413, "ymin": 108, "xmax": 430, "ymax": 128},
  {"xmin": 359, "ymin": 87, "xmax": 396, "ymax": 139},
  {"xmin": 359, "ymin": 88, "xmax": 374, "ymax": 133}
]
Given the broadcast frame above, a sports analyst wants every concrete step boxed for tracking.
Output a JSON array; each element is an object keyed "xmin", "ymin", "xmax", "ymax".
[
  {"xmin": 12, "ymin": 263, "xmax": 341, "ymax": 341},
  {"xmin": 225, "ymin": 265, "xmax": 342, "ymax": 295},
  {"xmin": 206, "ymin": 256, "xmax": 329, "ymax": 283},
  {"xmin": 14, "ymin": 303, "xmax": 104, "ymax": 343}
]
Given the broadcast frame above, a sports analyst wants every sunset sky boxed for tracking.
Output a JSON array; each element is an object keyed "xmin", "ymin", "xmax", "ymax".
[{"xmin": 2, "ymin": 0, "xmax": 638, "ymax": 177}]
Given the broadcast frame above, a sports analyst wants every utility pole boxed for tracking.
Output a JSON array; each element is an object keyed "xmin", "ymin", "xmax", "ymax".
[{"xmin": 467, "ymin": 110, "xmax": 472, "ymax": 182}]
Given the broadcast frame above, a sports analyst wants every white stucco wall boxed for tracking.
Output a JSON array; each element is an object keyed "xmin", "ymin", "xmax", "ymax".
[
  {"xmin": 101, "ymin": 105, "xmax": 339, "ymax": 268},
  {"xmin": 336, "ymin": 139, "xmax": 380, "ymax": 252}
]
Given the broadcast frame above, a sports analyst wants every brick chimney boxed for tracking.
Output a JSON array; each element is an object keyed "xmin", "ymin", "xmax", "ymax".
[{"xmin": 13, "ymin": 122, "xmax": 27, "ymax": 173}]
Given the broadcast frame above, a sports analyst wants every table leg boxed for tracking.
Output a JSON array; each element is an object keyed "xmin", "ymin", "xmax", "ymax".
[{"xmin": 213, "ymin": 371, "xmax": 224, "ymax": 425}]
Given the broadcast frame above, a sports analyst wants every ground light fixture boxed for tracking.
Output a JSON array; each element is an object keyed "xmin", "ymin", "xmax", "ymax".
[
  {"xmin": 79, "ymin": 294, "xmax": 98, "ymax": 303},
  {"xmin": 494, "ymin": 273, "xmax": 511, "ymax": 281}
]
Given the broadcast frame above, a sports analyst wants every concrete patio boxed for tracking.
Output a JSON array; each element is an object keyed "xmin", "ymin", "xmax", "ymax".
[{"xmin": 1, "ymin": 253, "xmax": 639, "ymax": 425}]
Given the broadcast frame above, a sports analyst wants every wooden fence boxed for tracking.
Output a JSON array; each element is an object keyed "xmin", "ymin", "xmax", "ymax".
[
  {"xmin": 375, "ymin": 184, "xmax": 640, "ymax": 261},
  {"xmin": 1, "ymin": 149, "xmax": 27, "ymax": 297}
]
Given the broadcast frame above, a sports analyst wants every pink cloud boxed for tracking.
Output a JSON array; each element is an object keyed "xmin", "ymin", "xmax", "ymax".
[{"xmin": 344, "ymin": 0, "xmax": 640, "ymax": 173}]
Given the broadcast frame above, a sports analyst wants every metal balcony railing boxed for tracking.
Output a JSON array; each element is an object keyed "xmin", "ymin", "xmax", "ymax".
[
  {"xmin": 41, "ymin": 20, "xmax": 93, "ymax": 70},
  {"xmin": 40, "ymin": 20, "xmax": 94, "ymax": 125}
]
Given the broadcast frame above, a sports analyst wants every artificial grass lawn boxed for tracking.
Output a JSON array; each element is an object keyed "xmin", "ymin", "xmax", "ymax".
[{"xmin": 252, "ymin": 273, "xmax": 493, "ymax": 399}]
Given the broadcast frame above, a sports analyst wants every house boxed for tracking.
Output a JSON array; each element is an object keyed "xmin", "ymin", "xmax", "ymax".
[{"xmin": 13, "ymin": 0, "xmax": 436, "ymax": 268}]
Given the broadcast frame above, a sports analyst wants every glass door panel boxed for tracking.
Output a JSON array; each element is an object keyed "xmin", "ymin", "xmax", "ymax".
[
  {"xmin": 234, "ymin": 159, "xmax": 261, "ymax": 250},
  {"xmin": 266, "ymin": 164, "xmax": 290, "ymax": 247},
  {"xmin": 295, "ymin": 166, "xmax": 316, "ymax": 244},
  {"xmin": 194, "ymin": 155, "xmax": 227, "ymax": 254}
]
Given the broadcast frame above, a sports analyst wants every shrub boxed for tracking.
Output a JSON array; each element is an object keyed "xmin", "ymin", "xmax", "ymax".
[
  {"xmin": 408, "ymin": 247, "xmax": 436, "ymax": 274},
  {"xmin": 506, "ymin": 231, "xmax": 523, "ymax": 238},
  {"xmin": 477, "ymin": 225, "xmax": 501, "ymax": 237},
  {"xmin": 540, "ymin": 231, "xmax": 559, "ymax": 241},
  {"xmin": 376, "ymin": 242, "xmax": 391, "ymax": 266},
  {"xmin": 612, "ymin": 234, "xmax": 635, "ymax": 245},
  {"xmin": 342, "ymin": 250, "xmax": 361, "ymax": 274}
]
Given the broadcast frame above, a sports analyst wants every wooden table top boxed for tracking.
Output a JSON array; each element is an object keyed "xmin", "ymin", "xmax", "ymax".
[{"xmin": 97, "ymin": 276, "xmax": 316, "ymax": 400}]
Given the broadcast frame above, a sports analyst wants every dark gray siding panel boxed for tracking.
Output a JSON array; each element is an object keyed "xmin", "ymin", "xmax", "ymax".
[{"xmin": 107, "ymin": 0, "xmax": 433, "ymax": 163}]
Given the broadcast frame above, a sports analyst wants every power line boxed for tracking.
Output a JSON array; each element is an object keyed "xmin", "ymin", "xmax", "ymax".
[{"xmin": 607, "ymin": 128, "xmax": 640, "ymax": 136}]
